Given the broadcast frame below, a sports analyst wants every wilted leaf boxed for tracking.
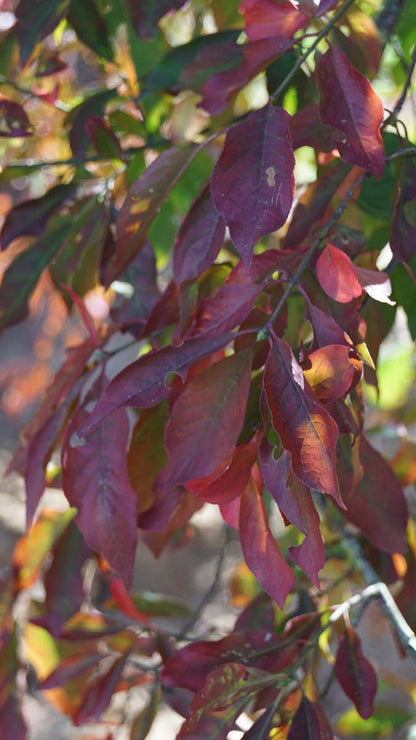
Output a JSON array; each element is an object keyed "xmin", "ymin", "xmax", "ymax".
[
  {"xmin": 211, "ymin": 102, "xmax": 295, "ymax": 262},
  {"xmin": 264, "ymin": 337, "xmax": 341, "ymax": 502},
  {"xmin": 165, "ymin": 350, "xmax": 252, "ymax": 483},
  {"xmin": 173, "ymin": 185, "xmax": 225, "ymax": 286},
  {"xmin": 14, "ymin": 0, "xmax": 70, "ymax": 64},
  {"xmin": 335, "ymin": 623, "xmax": 377, "ymax": 719},
  {"xmin": 239, "ymin": 480, "xmax": 294, "ymax": 608},
  {"xmin": 77, "ymin": 331, "xmax": 236, "ymax": 438},
  {"xmin": 316, "ymin": 46, "xmax": 385, "ymax": 178},
  {"xmin": 62, "ymin": 406, "xmax": 138, "ymax": 587},
  {"xmin": 109, "ymin": 146, "xmax": 197, "ymax": 284},
  {"xmin": 316, "ymin": 243, "xmax": 362, "ymax": 304},
  {"xmin": 240, "ymin": 0, "xmax": 309, "ymax": 41}
]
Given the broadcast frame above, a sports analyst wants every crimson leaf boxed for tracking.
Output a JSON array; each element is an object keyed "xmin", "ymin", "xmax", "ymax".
[
  {"xmin": 211, "ymin": 102, "xmax": 295, "ymax": 262},
  {"xmin": 335, "ymin": 623, "xmax": 377, "ymax": 719}
]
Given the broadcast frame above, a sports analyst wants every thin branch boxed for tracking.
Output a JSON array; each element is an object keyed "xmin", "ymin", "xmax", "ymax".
[
  {"xmin": 176, "ymin": 526, "xmax": 230, "ymax": 640},
  {"xmin": 270, "ymin": 0, "xmax": 356, "ymax": 102},
  {"xmin": 383, "ymin": 44, "xmax": 416, "ymax": 129}
]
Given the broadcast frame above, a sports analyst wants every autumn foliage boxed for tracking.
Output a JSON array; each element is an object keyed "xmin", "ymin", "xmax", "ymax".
[{"xmin": 0, "ymin": 0, "xmax": 416, "ymax": 737}]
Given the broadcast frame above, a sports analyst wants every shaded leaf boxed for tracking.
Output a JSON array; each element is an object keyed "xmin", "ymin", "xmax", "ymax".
[
  {"xmin": 239, "ymin": 480, "xmax": 294, "ymax": 608},
  {"xmin": 77, "ymin": 331, "xmax": 236, "ymax": 439},
  {"xmin": 260, "ymin": 445, "xmax": 325, "ymax": 587},
  {"xmin": 128, "ymin": 402, "xmax": 168, "ymax": 516},
  {"xmin": 335, "ymin": 623, "xmax": 377, "ymax": 720},
  {"xmin": 0, "ymin": 628, "xmax": 18, "ymax": 710},
  {"xmin": 162, "ymin": 631, "xmax": 283, "ymax": 693},
  {"xmin": 390, "ymin": 156, "xmax": 416, "ymax": 263},
  {"xmin": 126, "ymin": 0, "xmax": 187, "ymax": 38},
  {"xmin": 74, "ymin": 655, "xmax": 128, "ymax": 725},
  {"xmin": 240, "ymin": 0, "xmax": 309, "ymax": 41},
  {"xmin": 187, "ymin": 436, "xmax": 259, "ymax": 504},
  {"xmin": 110, "ymin": 146, "xmax": 197, "ymax": 284},
  {"xmin": 288, "ymin": 695, "xmax": 333, "ymax": 739},
  {"xmin": 165, "ymin": 350, "xmax": 252, "ymax": 483},
  {"xmin": 242, "ymin": 702, "xmax": 277, "ymax": 739},
  {"xmin": 86, "ymin": 117, "xmax": 123, "ymax": 160},
  {"xmin": 316, "ymin": 243, "xmax": 362, "ymax": 304},
  {"xmin": 192, "ymin": 283, "xmax": 263, "ymax": 336},
  {"xmin": 180, "ymin": 663, "xmax": 277, "ymax": 738},
  {"xmin": 15, "ymin": 0, "xmax": 70, "ymax": 65},
  {"xmin": 289, "ymin": 103, "xmax": 346, "ymax": 153},
  {"xmin": 211, "ymin": 102, "xmax": 295, "ymax": 262},
  {"xmin": 173, "ymin": 185, "xmax": 225, "ymax": 286},
  {"xmin": 0, "ymin": 215, "xmax": 73, "ymax": 335},
  {"xmin": 354, "ymin": 265, "xmax": 395, "ymax": 305},
  {"xmin": 0, "ymin": 98, "xmax": 33, "ymax": 137},
  {"xmin": 263, "ymin": 337, "xmax": 341, "ymax": 502},
  {"xmin": 0, "ymin": 693, "xmax": 27, "ymax": 740},
  {"xmin": 234, "ymin": 592, "xmax": 275, "ymax": 633},
  {"xmin": 0, "ymin": 184, "xmax": 75, "ymax": 250},
  {"xmin": 43, "ymin": 523, "xmax": 91, "ymax": 637},
  {"xmin": 199, "ymin": 37, "xmax": 293, "ymax": 115},
  {"xmin": 62, "ymin": 406, "xmax": 138, "ymax": 588},
  {"xmin": 66, "ymin": 89, "xmax": 117, "ymax": 158},
  {"xmin": 68, "ymin": 0, "xmax": 114, "ymax": 60},
  {"xmin": 110, "ymin": 242, "xmax": 160, "ymax": 330},
  {"xmin": 338, "ymin": 437, "xmax": 408, "ymax": 554},
  {"xmin": 316, "ymin": 46, "xmax": 385, "ymax": 178}
]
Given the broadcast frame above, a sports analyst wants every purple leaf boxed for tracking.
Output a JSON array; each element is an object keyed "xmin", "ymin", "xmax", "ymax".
[{"xmin": 211, "ymin": 102, "xmax": 295, "ymax": 262}]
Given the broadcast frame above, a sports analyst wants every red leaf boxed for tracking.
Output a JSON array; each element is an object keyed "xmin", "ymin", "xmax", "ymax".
[
  {"xmin": 162, "ymin": 631, "xmax": 283, "ymax": 693},
  {"xmin": 165, "ymin": 350, "xmax": 252, "ymax": 483},
  {"xmin": 260, "ymin": 445, "xmax": 325, "ymax": 587},
  {"xmin": 302, "ymin": 344, "xmax": 361, "ymax": 403},
  {"xmin": 187, "ymin": 436, "xmax": 259, "ymax": 504},
  {"xmin": 0, "ymin": 98, "xmax": 32, "ymax": 137},
  {"xmin": 219, "ymin": 497, "xmax": 241, "ymax": 529},
  {"xmin": 85, "ymin": 116, "xmax": 123, "ymax": 160},
  {"xmin": 77, "ymin": 331, "xmax": 236, "ymax": 439},
  {"xmin": 239, "ymin": 480, "xmax": 294, "ymax": 609},
  {"xmin": 289, "ymin": 103, "xmax": 346, "ymax": 153},
  {"xmin": 240, "ymin": 0, "xmax": 309, "ymax": 41},
  {"xmin": 334, "ymin": 623, "xmax": 377, "ymax": 719},
  {"xmin": 305, "ymin": 300, "xmax": 348, "ymax": 348},
  {"xmin": 127, "ymin": 402, "xmax": 168, "ymax": 516},
  {"xmin": 390, "ymin": 157, "xmax": 416, "ymax": 263},
  {"xmin": 316, "ymin": 243, "xmax": 362, "ymax": 303},
  {"xmin": 173, "ymin": 185, "xmax": 225, "ymax": 286},
  {"xmin": 192, "ymin": 283, "xmax": 263, "ymax": 336},
  {"xmin": 263, "ymin": 337, "xmax": 341, "ymax": 503},
  {"xmin": 211, "ymin": 103, "xmax": 295, "ymax": 262},
  {"xmin": 284, "ymin": 161, "xmax": 349, "ymax": 250},
  {"xmin": 109, "ymin": 146, "xmax": 197, "ymax": 284},
  {"xmin": 288, "ymin": 696, "xmax": 333, "ymax": 739},
  {"xmin": 339, "ymin": 437, "xmax": 408, "ymax": 554},
  {"xmin": 62, "ymin": 406, "xmax": 138, "ymax": 588},
  {"xmin": 316, "ymin": 46, "xmax": 385, "ymax": 178}
]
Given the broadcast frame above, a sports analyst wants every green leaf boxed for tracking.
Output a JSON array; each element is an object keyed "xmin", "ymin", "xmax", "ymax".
[{"xmin": 15, "ymin": 0, "xmax": 70, "ymax": 65}]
